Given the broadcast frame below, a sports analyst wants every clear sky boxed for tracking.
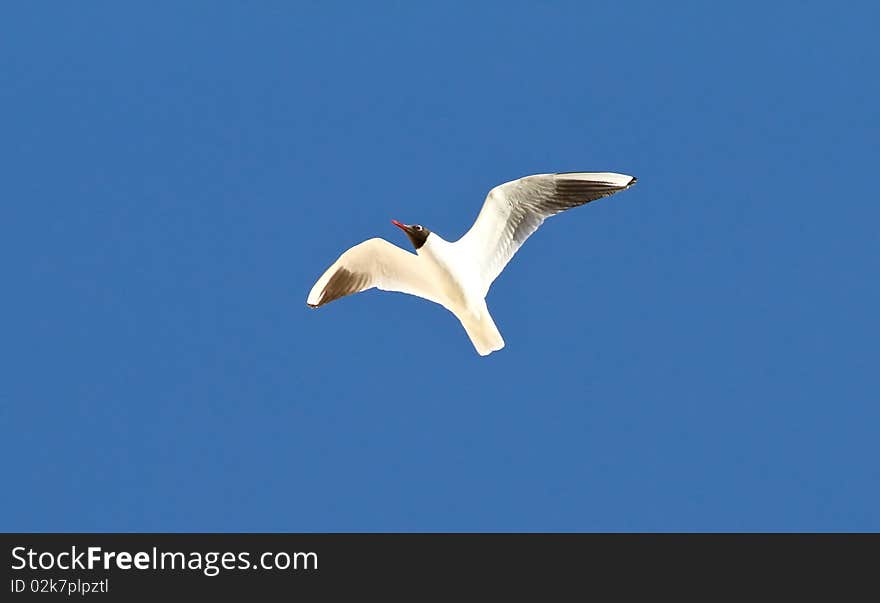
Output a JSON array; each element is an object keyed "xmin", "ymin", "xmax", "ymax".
[{"xmin": 2, "ymin": 2, "xmax": 878, "ymax": 532}]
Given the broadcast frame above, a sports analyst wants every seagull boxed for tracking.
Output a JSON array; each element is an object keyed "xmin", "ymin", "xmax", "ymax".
[{"xmin": 307, "ymin": 171, "xmax": 637, "ymax": 355}]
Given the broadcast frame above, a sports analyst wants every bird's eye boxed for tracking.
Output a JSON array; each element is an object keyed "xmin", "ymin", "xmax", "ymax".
[{"xmin": 413, "ymin": 225, "xmax": 423, "ymax": 231}]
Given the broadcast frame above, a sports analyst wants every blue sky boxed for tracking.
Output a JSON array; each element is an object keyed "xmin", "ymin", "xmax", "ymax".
[{"xmin": 2, "ymin": 2, "xmax": 878, "ymax": 531}]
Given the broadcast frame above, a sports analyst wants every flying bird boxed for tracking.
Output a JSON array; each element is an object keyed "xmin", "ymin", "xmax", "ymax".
[{"xmin": 307, "ymin": 171, "xmax": 637, "ymax": 355}]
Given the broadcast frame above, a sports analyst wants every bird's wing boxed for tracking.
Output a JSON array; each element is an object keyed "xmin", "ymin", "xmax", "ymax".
[
  {"xmin": 457, "ymin": 172, "xmax": 637, "ymax": 295},
  {"xmin": 307, "ymin": 238, "xmax": 444, "ymax": 308}
]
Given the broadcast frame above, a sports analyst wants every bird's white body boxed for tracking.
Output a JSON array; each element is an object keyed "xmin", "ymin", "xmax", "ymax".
[
  {"xmin": 414, "ymin": 234, "xmax": 506, "ymax": 355},
  {"xmin": 417, "ymin": 235, "xmax": 479, "ymax": 311},
  {"xmin": 306, "ymin": 171, "xmax": 637, "ymax": 355}
]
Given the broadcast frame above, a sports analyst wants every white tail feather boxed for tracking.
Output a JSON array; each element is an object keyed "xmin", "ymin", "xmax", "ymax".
[{"xmin": 456, "ymin": 304, "xmax": 505, "ymax": 356}]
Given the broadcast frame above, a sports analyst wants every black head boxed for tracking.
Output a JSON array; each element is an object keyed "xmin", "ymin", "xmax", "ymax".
[{"xmin": 391, "ymin": 220, "xmax": 431, "ymax": 250}]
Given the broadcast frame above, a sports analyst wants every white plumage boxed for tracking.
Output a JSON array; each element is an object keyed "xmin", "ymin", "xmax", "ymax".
[{"xmin": 307, "ymin": 171, "xmax": 637, "ymax": 355}]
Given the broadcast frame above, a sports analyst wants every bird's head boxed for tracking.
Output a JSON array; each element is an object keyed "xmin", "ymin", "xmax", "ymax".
[{"xmin": 391, "ymin": 220, "xmax": 431, "ymax": 250}]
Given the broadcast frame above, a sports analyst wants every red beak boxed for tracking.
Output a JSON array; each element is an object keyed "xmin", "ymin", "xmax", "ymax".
[{"xmin": 391, "ymin": 219, "xmax": 408, "ymax": 232}]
